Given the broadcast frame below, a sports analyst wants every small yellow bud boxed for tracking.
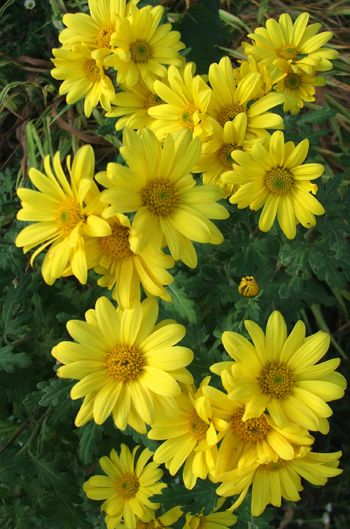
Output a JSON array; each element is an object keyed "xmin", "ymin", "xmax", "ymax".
[{"xmin": 238, "ymin": 276, "xmax": 259, "ymax": 297}]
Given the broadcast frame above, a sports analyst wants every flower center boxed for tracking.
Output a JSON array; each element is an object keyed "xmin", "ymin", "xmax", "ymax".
[
  {"xmin": 105, "ymin": 344, "xmax": 144, "ymax": 383},
  {"xmin": 218, "ymin": 143, "xmax": 235, "ymax": 168},
  {"xmin": 285, "ymin": 73, "xmax": 302, "ymax": 90},
  {"xmin": 260, "ymin": 460, "xmax": 286, "ymax": 472},
  {"xmin": 141, "ymin": 179, "xmax": 178, "ymax": 216},
  {"xmin": 85, "ymin": 59, "xmax": 101, "ymax": 82},
  {"xmin": 145, "ymin": 93, "xmax": 162, "ymax": 109},
  {"xmin": 96, "ymin": 24, "xmax": 114, "ymax": 48},
  {"xmin": 277, "ymin": 47, "xmax": 298, "ymax": 61},
  {"xmin": 181, "ymin": 103, "xmax": 197, "ymax": 130},
  {"xmin": 99, "ymin": 224, "xmax": 133, "ymax": 261},
  {"xmin": 116, "ymin": 473, "xmax": 139, "ymax": 498},
  {"xmin": 130, "ymin": 39, "xmax": 152, "ymax": 64},
  {"xmin": 264, "ymin": 167, "xmax": 293, "ymax": 195},
  {"xmin": 217, "ymin": 103, "xmax": 245, "ymax": 126},
  {"xmin": 56, "ymin": 199, "xmax": 84, "ymax": 236},
  {"xmin": 187, "ymin": 411, "xmax": 208, "ymax": 441},
  {"xmin": 258, "ymin": 361, "xmax": 295, "ymax": 399},
  {"xmin": 231, "ymin": 407, "xmax": 271, "ymax": 443}
]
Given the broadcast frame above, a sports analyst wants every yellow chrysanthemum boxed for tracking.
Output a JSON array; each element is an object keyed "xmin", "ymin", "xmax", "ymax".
[
  {"xmin": 51, "ymin": 297, "xmax": 194, "ymax": 432},
  {"xmin": 85, "ymin": 213, "xmax": 174, "ymax": 307},
  {"xmin": 217, "ymin": 448, "xmax": 342, "ymax": 517},
  {"xmin": 233, "ymin": 56, "xmax": 284, "ymax": 98},
  {"xmin": 51, "ymin": 44, "xmax": 115, "ymax": 117},
  {"xmin": 207, "ymin": 56, "xmax": 285, "ymax": 136},
  {"xmin": 106, "ymin": 81, "xmax": 162, "ymax": 130},
  {"xmin": 149, "ymin": 63, "xmax": 212, "ymax": 139},
  {"xmin": 211, "ymin": 311, "xmax": 346, "ymax": 432},
  {"xmin": 148, "ymin": 380, "xmax": 219, "ymax": 490},
  {"xmin": 244, "ymin": 12, "xmax": 338, "ymax": 74},
  {"xmin": 111, "ymin": 506, "xmax": 182, "ymax": 529},
  {"xmin": 83, "ymin": 444, "xmax": 166, "ymax": 529},
  {"xmin": 98, "ymin": 128, "xmax": 229, "ymax": 268},
  {"xmin": 16, "ymin": 145, "xmax": 111, "ymax": 285},
  {"xmin": 224, "ymin": 130, "xmax": 325, "ymax": 239},
  {"xmin": 106, "ymin": 4, "xmax": 184, "ymax": 89},
  {"xmin": 183, "ymin": 508, "xmax": 237, "ymax": 529},
  {"xmin": 238, "ymin": 276, "xmax": 259, "ymax": 297}
]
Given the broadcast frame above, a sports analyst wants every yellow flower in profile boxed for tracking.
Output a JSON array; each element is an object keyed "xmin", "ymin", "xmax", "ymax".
[
  {"xmin": 106, "ymin": 4, "xmax": 184, "ymax": 89},
  {"xmin": 212, "ymin": 311, "xmax": 346, "ymax": 432},
  {"xmin": 238, "ymin": 276, "xmax": 259, "ymax": 297},
  {"xmin": 106, "ymin": 81, "xmax": 162, "ymax": 130},
  {"xmin": 85, "ymin": 213, "xmax": 174, "ymax": 307},
  {"xmin": 51, "ymin": 297, "xmax": 193, "ymax": 432},
  {"xmin": 183, "ymin": 508, "xmax": 237, "ymax": 529},
  {"xmin": 224, "ymin": 130, "xmax": 325, "ymax": 239},
  {"xmin": 244, "ymin": 12, "xmax": 338, "ymax": 73},
  {"xmin": 51, "ymin": 44, "xmax": 116, "ymax": 117},
  {"xmin": 83, "ymin": 444, "xmax": 166, "ymax": 529},
  {"xmin": 16, "ymin": 145, "xmax": 111, "ymax": 285},
  {"xmin": 217, "ymin": 448, "xmax": 343, "ymax": 517},
  {"xmin": 111, "ymin": 506, "xmax": 182, "ymax": 529},
  {"xmin": 98, "ymin": 128, "xmax": 229, "ymax": 269}
]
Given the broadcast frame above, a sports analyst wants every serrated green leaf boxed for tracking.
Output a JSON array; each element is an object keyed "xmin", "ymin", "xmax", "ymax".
[
  {"xmin": 165, "ymin": 284, "xmax": 198, "ymax": 324},
  {"xmin": 0, "ymin": 345, "xmax": 31, "ymax": 373},
  {"xmin": 37, "ymin": 378, "xmax": 74, "ymax": 407},
  {"xmin": 78, "ymin": 422, "xmax": 104, "ymax": 465}
]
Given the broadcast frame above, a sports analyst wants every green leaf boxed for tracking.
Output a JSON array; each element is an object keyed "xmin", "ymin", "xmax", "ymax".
[
  {"xmin": 153, "ymin": 479, "xmax": 218, "ymax": 515},
  {"xmin": 164, "ymin": 283, "xmax": 198, "ymax": 324},
  {"xmin": 78, "ymin": 422, "xmax": 104, "ymax": 465},
  {"xmin": 97, "ymin": 117, "xmax": 117, "ymax": 136},
  {"xmin": 37, "ymin": 378, "xmax": 74, "ymax": 407},
  {"xmin": 0, "ymin": 345, "xmax": 31, "ymax": 373}
]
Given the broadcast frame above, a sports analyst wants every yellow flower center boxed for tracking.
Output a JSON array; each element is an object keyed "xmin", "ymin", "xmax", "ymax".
[
  {"xmin": 258, "ymin": 362, "xmax": 295, "ymax": 399},
  {"xmin": 217, "ymin": 103, "xmax": 245, "ymax": 126},
  {"xmin": 116, "ymin": 473, "xmax": 139, "ymax": 498},
  {"xmin": 144, "ymin": 93, "xmax": 162, "ymax": 109},
  {"xmin": 56, "ymin": 199, "xmax": 84, "ymax": 236},
  {"xmin": 218, "ymin": 143, "xmax": 235, "ymax": 168},
  {"xmin": 141, "ymin": 179, "xmax": 178, "ymax": 216},
  {"xmin": 277, "ymin": 47, "xmax": 298, "ymax": 61},
  {"xmin": 105, "ymin": 344, "xmax": 144, "ymax": 383},
  {"xmin": 188, "ymin": 411, "xmax": 208, "ymax": 441},
  {"xmin": 130, "ymin": 39, "xmax": 152, "ymax": 64},
  {"xmin": 96, "ymin": 24, "xmax": 114, "ymax": 49},
  {"xmin": 285, "ymin": 73, "xmax": 302, "ymax": 90},
  {"xmin": 231, "ymin": 407, "xmax": 271, "ymax": 443},
  {"xmin": 85, "ymin": 59, "xmax": 101, "ymax": 82},
  {"xmin": 264, "ymin": 167, "xmax": 293, "ymax": 195},
  {"xmin": 99, "ymin": 224, "xmax": 133, "ymax": 260},
  {"xmin": 181, "ymin": 103, "xmax": 197, "ymax": 131}
]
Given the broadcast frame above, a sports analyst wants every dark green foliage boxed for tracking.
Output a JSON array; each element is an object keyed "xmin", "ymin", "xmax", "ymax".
[{"xmin": 153, "ymin": 478, "xmax": 218, "ymax": 516}]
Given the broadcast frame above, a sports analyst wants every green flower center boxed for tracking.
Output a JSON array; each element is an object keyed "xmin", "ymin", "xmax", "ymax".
[
  {"xmin": 116, "ymin": 473, "xmax": 140, "ymax": 498},
  {"xmin": 105, "ymin": 344, "xmax": 144, "ymax": 383},
  {"xmin": 188, "ymin": 411, "xmax": 208, "ymax": 441},
  {"xmin": 264, "ymin": 167, "xmax": 293, "ymax": 195},
  {"xmin": 144, "ymin": 93, "xmax": 162, "ymax": 109},
  {"xmin": 278, "ymin": 47, "xmax": 298, "ymax": 61},
  {"xmin": 130, "ymin": 39, "xmax": 152, "ymax": 64},
  {"xmin": 285, "ymin": 73, "xmax": 302, "ymax": 90},
  {"xmin": 258, "ymin": 361, "xmax": 295, "ymax": 399},
  {"xmin": 181, "ymin": 103, "xmax": 197, "ymax": 130},
  {"xmin": 141, "ymin": 179, "xmax": 178, "ymax": 216},
  {"xmin": 56, "ymin": 199, "xmax": 84, "ymax": 236}
]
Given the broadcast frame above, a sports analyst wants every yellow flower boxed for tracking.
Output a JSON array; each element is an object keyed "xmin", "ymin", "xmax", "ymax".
[
  {"xmin": 233, "ymin": 56, "xmax": 284, "ymax": 97},
  {"xmin": 244, "ymin": 12, "xmax": 338, "ymax": 74},
  {"xmin": 149, "ymin": 63, "xmax": 212, "ymax": 139},
  {"xmin": 183, "ymin": 509, "xmax": 237, "ymax": 529},
  {"xmin": 106, "ymin": 4, "xmax": 184, "ymax": 90},
  {"xmin": 211, "ymin": 311, "xmax": 346, "ymax": 432},
  {"xmin": 52, "ymin": 297, "xmax": 194, "ymax": 431},
  {"xmin": 85, "ymin": 213, "xmax": 174, "ymax": 307},
  {"xmin": 83, "ymin": 444, "xmax": 166, "ymax": 529},
  {"xmin": 207, "ymin": 56, "xmax": 284, "ymax": 136},
  {"xmin": 15, "ymin": 145, "xmax": 110, "ymax": 285},
  {"xmin": 51, "ymin": 44, "xmax": 116, "ymax": 117},
  {"xmin": 217, "ymin": 448, "xmax": 343, "ymax": 517},
  {"xmin": 238, "ymin": 276, "xmax": 259, "ymax": 297},
  {"xmin": 148, "ymin": 380, "xmax": 219, "ymax": 490},
  {"xmin": 98, "ymin": 128, "xmax": 229, "ymax": 268},
  {"xmin": 110, "ymin": 506, "xmax": 183, "ymax": 529},
  {"xmin": 106, "ymin": 80, "xmax": 162, "ymax": 130},
  {"xmin": 224, "ymin": 130, "xmax": 325, "ymax": 239}
]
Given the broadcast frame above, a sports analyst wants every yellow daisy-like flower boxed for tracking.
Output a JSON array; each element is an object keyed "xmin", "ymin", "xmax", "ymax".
[
  {"xmin": 106, "ymin": 4, "xmax": 184, "ymax": 90},
  {"xmin": 238, "ymin": 276, "xmax": 259, "ymax": 297},
  {"xmin": 51, "ymin": 296, "xmax": 194, "ymax": 432},
  {"xmin": 51, "ymin": 44, "xmax": 116, "ymax": 117},
  {"xmin": 85, "ymin": 213, "xmax": 174, "ymax": 307},
  {"xmin": 106, "ymin": 80, "xmax": 162, "ymax": 130},
  {"xmin": 83, "ymin": 444, "xmax": 166, "ymax": 529},
  {"xmin": 244, "ymin": 12, "xmax": 338, "ymax": 74},
  {"xmin": 149, "ymin": 63, "xmax": 212, "ymax": 139},
  {"xmin": 148, "ymin": 380, "xmax": 219, "ymax": 490},
  {"xmin": 183, "ymin": 508, "xmax": 237, "ymax": 529},
  {"xmin": 207, "ymin": 56, "xmax": 285, "ymax": 136},
  {"xmin": 111, "ymin": 506, "xmax": 182, "ymax": 529},
  {"xmin": 233, "ymin": 56, "xmax": 284, "ymax": 98},
  {"xmin": 217, "ymin": 448, "xmax": 343, "ymax": 517},
  {"xmin": 211, "ymin": 311, "xmax": 346, "ymax": 432},
  {"xmin": 98, "ymin": 128, "xmax": 229, "ymax": 268},
  {"xmin": 224, "ymin": 130, "xmax": 325, "ymax": 239},
  {"xmin": 15, "ymin": 145, "xmax": 111, "ymax": 285}
]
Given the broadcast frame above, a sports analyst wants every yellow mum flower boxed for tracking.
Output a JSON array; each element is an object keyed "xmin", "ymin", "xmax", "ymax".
[
  {"xmin": 111, "ymin": 506, "xmax": 182, "ymax": 529},
  {"xmin": 238, "ymin": 276, "xmax": 259, "ymax": 297},
  {"xmin": 183, "ymin": 508, "xmax": 237, "ymax": 529},
  {"xmin": 211, "ymin": 311, "xmax": 346, "ymax": 432},
  {"xmin": 106, "ymin": 4, "xmax": 184, "ymax": 89},
  {"xmin": 217, "ymin": 448, "xmax": 342, "ymax": 517},
  {"xmin": 244, "ymin": 12, "xmax": 338, "ymax": 74},
  {"xmin": 51, "ymin": 297, "xmax": 194, "ymax": 431},
  {"xmin": 207, "ymin": 56, "xmax": 284, "ymax": 136},
  {"xmin": 233, "ymin": 56, "xmax": 284, "ymax": 97},
  {"xmin": 85, "ymin": 213, "xmax": 174, "ymax": 307},
  {"xmin": 83, "ymin": 444, "xmax": 166, "ymax": 529},
  {"xmin": 148, "ymin": 380, "xmax": 219, "ymax": 490},
  {"xmin": 224, "ymin": 130, "xmax": 325, "ymax": 239},
  {"xmin": 51, "ymin": 44, "xmax": 116, "ymax": 117},
  {"xmin": 149, "ymin": 63, "xmax": 212, "ymax": 139},
  {"xmin": 16, "ymin": 145, "xmax": 110, "ymax": 285},
  {"xmin": 98, "ymin": 128, "xmax": 229, "ymax": 268}
]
